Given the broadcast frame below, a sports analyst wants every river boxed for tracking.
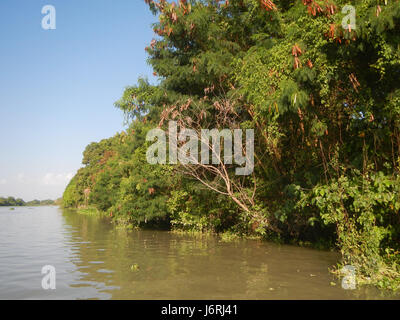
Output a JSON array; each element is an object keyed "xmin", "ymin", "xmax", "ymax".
[{"xmin": 0, "ymin": 206, "xmax": 398, "ymax": 300}]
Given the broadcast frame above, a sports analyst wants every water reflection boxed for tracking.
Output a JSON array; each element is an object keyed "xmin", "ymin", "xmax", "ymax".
[
  {"xmin": 0, "ymin": 206, "xmax": 398, "ymax": 300},
  {"xmin": 60, "ymin": 208, "xmax": 398, "ymax": 300}
]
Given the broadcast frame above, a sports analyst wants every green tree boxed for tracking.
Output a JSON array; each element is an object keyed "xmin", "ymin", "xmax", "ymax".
[{"xmin": 64, "ymin": 0, "xmax": 400, "ymax": 289}]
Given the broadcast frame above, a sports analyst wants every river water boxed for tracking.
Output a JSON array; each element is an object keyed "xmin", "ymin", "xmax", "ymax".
[{"xmin": 0, "ymin": 206, "xmax": 398, "ymax": 300}]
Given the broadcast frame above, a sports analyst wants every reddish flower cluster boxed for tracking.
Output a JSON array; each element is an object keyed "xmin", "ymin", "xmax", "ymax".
[
  {"xmin": 292, "ymin": 44, "xmax": 313, "ymax": 70},
  {"xmin": 144, "ymin": 0, "xmax": 192, "ymax": 38},
  {"xmin": 292, "ymin": 44, "xmax": 302, "ymax": 70},
  {"xmin": 260, "ymin": 0, "xmax": 277, "ymax": 11},
  {"xmin": 325, "ymin": 23, "xmax": 357, "ymax": 44},
  {"xmin": 302, "ymin": 0, "xmax": 336, "ymax": 17}
]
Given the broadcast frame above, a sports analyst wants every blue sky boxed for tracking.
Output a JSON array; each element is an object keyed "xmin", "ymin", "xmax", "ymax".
[{"xmin": 0, "ymin": 0, "xmax": 157, "ymax": 200}]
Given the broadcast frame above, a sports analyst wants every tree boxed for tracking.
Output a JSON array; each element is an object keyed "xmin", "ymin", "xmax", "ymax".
[{"xmin": 64, "ymin": 0, "xmax": 400, "ymax": 289}]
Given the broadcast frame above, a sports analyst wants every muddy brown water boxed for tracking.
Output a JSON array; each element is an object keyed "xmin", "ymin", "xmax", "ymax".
[{"xmin": 0, "ymin": 206, "xmax": 398, "ymax": 299}]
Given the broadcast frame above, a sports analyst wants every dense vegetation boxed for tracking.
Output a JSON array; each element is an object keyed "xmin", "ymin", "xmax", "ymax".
[
  {"xmin": 64, "ymin": 0, "xmax": 400, "ymax": 289},
  {"xmin": 0, "ymin": 197, "xmax": 56, "ymax": 206}
]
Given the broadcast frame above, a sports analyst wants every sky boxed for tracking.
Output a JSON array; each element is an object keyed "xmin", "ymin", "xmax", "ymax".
[{"xmin": 0, "ymin": 0, "xmax": 157, "ymax": 201}]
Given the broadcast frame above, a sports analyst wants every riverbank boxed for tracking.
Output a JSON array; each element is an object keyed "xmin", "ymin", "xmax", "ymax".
[
  {"xmin": 9, "ymin": 206, "xmax": 399, "ymax": 299},
  {"xmin": 70, "ymin": 206, "xmax": 400, "ymax": 292}
]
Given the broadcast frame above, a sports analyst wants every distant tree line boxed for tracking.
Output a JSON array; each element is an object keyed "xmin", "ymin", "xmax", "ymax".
[{"xmin": 0, "ymin": 197, "xmax": 56, "ymax": 207}]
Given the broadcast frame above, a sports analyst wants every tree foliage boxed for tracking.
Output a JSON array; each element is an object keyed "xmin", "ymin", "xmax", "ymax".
[
  {"xmin": 64, "ymin": 0, "xmax": 400, "ymax": 289},
  {"xmin": 0, "ymin": 197, "xmax": 55, "ymax": 206}
]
